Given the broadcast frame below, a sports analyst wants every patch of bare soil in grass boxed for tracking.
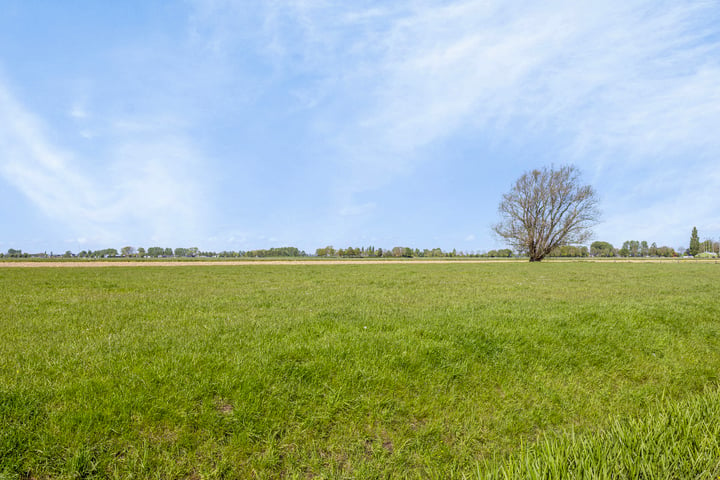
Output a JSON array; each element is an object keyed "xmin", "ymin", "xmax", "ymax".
[{"xmin": 214, "ymin": 398, "xmax": 234, "ymax": 415}]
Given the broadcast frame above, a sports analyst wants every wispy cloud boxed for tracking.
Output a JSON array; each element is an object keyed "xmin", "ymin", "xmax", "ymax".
[
  {"xmin": 69, "ymin": 104, "xmax": 88, "ymax": 119},
  {"xmin": 209, "ymin": 0, "xmax": 720, "ymax": 243},
  {"xmin": 203, "ymin": 1, "xmax": 716, "ymax": 164},
  {"xmin": 0, "ymin": 84, "xmax": 96, "ymax": 219},
  {"xmin": 349, "ymin": 2, "xmax": 720, "ymax": 165},
  {"xmin": 0, "ymin": 80, "xmax": 206, "ymax": 247}
]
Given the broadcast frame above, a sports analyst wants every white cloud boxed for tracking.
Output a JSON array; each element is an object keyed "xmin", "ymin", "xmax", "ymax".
[
  {"xmin": 0, "ymin": 85, "xmax": 96, "ymax": 217},
  {"xmin": 353, "ymin": 2, "xmax": 720, "ymax": 163},
  {"xmin": 260, "ymin": 3, "xmax": 715, "ymax": 151},
  {"xmin": 0, "ymin": 81, "xmax": 206, "ymax": 247},
  {"xmin": 235, "ymin": 0, "xmax": 720, "ymax": 243},
  {"xmin": 69, "ymin": 104, "xmax": 88, "ymax": 119}
]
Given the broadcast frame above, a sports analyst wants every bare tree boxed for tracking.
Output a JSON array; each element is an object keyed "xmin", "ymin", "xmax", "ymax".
[{"xmin": 493, "ymin": 165, "xmax": 600, "ymax": 262}]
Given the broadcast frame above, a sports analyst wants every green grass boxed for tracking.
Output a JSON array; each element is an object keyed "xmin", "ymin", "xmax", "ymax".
[
  {"xmin": 1, "ymin": 263, "xmax": 719, "ymax": 478},
  {"xmin": 483, "ymin": 384, "xmax": 720, "ymax": 479}
]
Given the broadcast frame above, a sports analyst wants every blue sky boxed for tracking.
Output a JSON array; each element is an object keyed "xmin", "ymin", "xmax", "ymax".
[{"xmin": 1, "ymin": 1, "xmax": 719, "ymax": 254}]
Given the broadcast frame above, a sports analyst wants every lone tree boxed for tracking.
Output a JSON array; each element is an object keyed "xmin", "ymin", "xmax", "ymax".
[
  {"xmin": 493, "ymin": 165, "xmax": 600, "ymax": 262},
  {"xmin": 688, "ymin": 226, "xmax": 700, "ymax": 256}
]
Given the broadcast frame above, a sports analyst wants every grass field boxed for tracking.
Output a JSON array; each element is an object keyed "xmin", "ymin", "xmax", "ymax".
[{"xmin": 1, "ymin": 263, "xmax": 720, "ymax": 478}]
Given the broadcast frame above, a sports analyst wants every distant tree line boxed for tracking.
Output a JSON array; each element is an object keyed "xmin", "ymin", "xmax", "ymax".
[
  {"xmin": 2, "ymin": 245, "xmax": 514, "ymax": 259},
  {"xmin": 314, "ymin": 246, "xmax": 516, "ymax": 258},
  {"xmin": 549, "ymin": 245, "xmax": 589, "ymax": 257},
  {"xmin": 590, "ymin": 241, "xmax": 678, "ymax": 258},
  {"xmin": 3, "ymin": 227, "xmax": 717, "ymax": 260},
  {"xmin": 215, "ymin": 247, "xmax": 309, "ymax": 258},
  {"xmin": 115, "ymin": 246, "xmax": 308, "ymax": 258},
  {"xmin": 589, "ymin": 229, "xmax": 719, "ymax": 258},
  {"xmin": 1, "ymin": 248, "xmax": 121, "ymax": 258},
  {"xmin": 239, "ymin": 247, "xmax": 307, "ymax": 257},
  {"xmin": 687, "ymin": 226, "xmax": 719, "ymax": 257},
  {"xmin": 81, "ymin": 248, "xmax": 120, "ymax": 258}
]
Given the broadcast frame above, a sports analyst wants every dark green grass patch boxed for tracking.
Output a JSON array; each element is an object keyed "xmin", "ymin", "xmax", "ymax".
[{"xmin": 1, "ymin": 263, "xmax": 719, "ymax": 478}]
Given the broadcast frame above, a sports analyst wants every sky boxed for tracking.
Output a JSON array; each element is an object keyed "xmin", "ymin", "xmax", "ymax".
[{"xmin": 1, "ymin": 1, "xmax": 719, "ymax": 254}]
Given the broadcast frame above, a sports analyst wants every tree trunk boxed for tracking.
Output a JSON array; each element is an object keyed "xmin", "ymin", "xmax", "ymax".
[{"xmin": 528, "ymin": 246, "xmax": 543, "ymax": 261}]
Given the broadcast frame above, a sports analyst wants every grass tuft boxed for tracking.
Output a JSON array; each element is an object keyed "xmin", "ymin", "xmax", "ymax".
[{"xmin": 482, "ymin": 385, "xmax": 720, "ymax": 479}]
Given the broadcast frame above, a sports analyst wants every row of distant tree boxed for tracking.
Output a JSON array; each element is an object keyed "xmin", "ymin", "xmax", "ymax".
[
  {"xmin": 590, "ymin": 241, "xmax": 679, "ymax": 257},
  {"xmin": 314, "ymin": 246, "xmax": 515, "ymax": 258},
  {"xmin": 3, "ymin": 228, "xmax": 718, "ymax": 259},
  {"xmin": 1, "ymin": 245, "xmax": 515, "ymax": 259},
  {"xmin": 2, "ymin": 248, "xmax": 123, "ymax": 258},
  {"xmin": 0, "ymin": 246, "xmax": 309, "ymax": 259},
  {"xmin": 687, "ymin": 226, "xmax": 718, "ymax": 257},
  {"xmin": 589, "ymin": 228, "xmax": 719, "ymax": 258}
]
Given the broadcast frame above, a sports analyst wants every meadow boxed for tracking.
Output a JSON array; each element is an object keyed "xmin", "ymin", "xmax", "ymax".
[{"xmin": 1, "ymin": 262, "xmax": 719, "ymax": 478}]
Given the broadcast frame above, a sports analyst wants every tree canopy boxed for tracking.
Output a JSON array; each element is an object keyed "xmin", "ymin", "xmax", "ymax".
[
  {"xmin": 493, "ymin": 165, "xmax": 600, "ymax": 262},
  {"xmin": 689, "ymin": 227, "xmax": 700, "ymax": 256},
  {"xmin": 590, "ymin": 241, "xmax": 614, "ymax": 257}
]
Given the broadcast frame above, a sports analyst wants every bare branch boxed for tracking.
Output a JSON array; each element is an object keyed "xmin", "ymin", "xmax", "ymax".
[{"xmin": 493, "ymin": 165, "xmax": 600, "ymax": 261}]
